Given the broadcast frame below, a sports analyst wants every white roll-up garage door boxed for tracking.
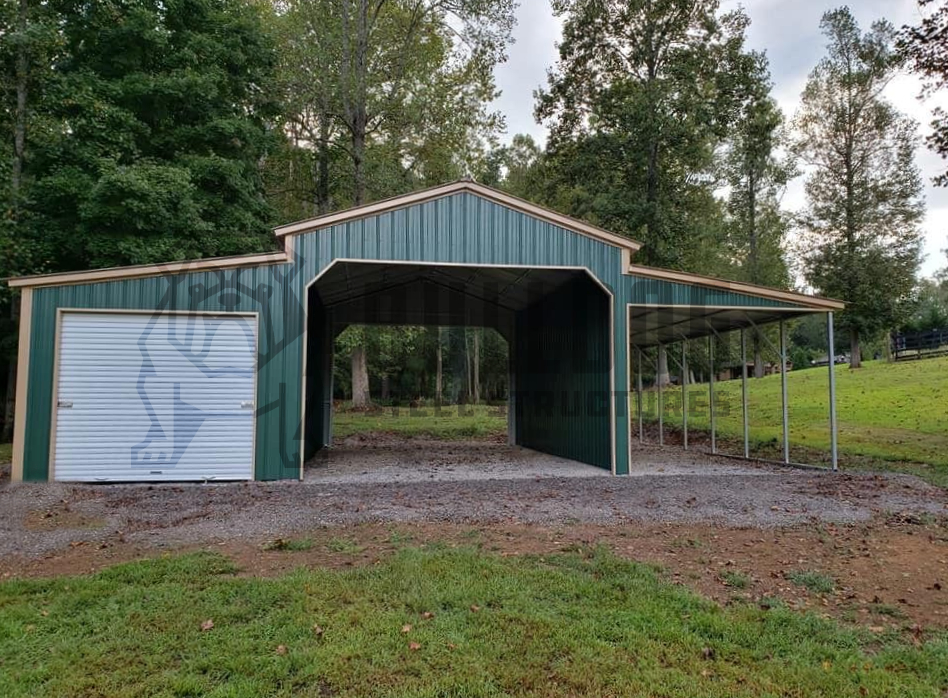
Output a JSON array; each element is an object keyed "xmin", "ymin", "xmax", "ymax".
[{"xmin": 52, "ymin": 311, "xmax": 257, "ymax": 482}]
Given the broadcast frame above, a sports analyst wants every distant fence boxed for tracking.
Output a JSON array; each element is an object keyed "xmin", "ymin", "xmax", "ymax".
[{"xmin": 891, "ymin": 329, "xmax": 948, "ymax": 361}]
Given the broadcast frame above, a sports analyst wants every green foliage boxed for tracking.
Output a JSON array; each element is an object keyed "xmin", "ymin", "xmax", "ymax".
[
  {"xmin": 267, "ymin": 0, "xmax": 514, "ymax": 218},
  {"xmin": 333, "ymin": 326, "xmax": 509, "ymax": 405},
  {"xmin": 902, "ymin": 277, "xmax": 948, "ymax": 332},
  {"xmin": 2, "ymin": 547, "xmax": 948, "ymax": 696},
  {"xmin": 535, "ymin": 1, "xmax": 765, "ymax": 273},
  {"xmin": 795, "ymin": 9, "xmax": 924, "ymax": 362},
  {"xmin": 8, "ymin": 0, "xmax": 281, "ymax": 272},
  {"xmin": 898, "ymin": 0, "xmax": 948, "ymax": 187}
]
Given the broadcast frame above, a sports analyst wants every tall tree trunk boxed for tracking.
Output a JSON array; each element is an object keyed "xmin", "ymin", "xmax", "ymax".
[
  {"xmin": 849, "ymin": 327, "xmax": 862, "ymax": 369},
  {"xmin": 465, "ymin": 330, "xmax": 472, "ymax": 402},
  {"xmin": 351, "ymin": 344, "xmax": 370, "ymax": 408},
  {"xmin": 435, "ymin": 327, "xmax": 443, "ymax": 404},
  {"xmin": 656, "ymin": 346, "xmax": 670, "ymax": 387},
  {"xmin": 472, "ymin": 329, "xmax": 480, "ymax": 404},
  {"xmin": 380, "ymin": 374, "xmax": 389, "ymax": 401},
  {"xmin": 753, "ymin": 334, "xmax": 764, "ymax": 379}
]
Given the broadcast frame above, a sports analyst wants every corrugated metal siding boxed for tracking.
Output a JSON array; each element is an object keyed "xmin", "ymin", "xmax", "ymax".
[
  {"xmin": 24, "ymin": 265, "xmax": 302, "ymax": 481},
  {"xmin": 23, "ymin": 191, "xmax": 811, "ymax": 481},
  {"xmin": 514, "ymin": 276, "xmax": 612, "ymax": 470},
  {"xmin": 53, "ymin": 312, "xmax": 256, "ymax": 482},
  {"xmin": 627, "ymin": 276, "xmax": 804, "ymax": 308}
]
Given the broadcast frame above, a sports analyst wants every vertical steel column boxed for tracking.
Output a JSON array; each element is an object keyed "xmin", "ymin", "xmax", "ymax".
[
  {"xmin": 636, "ymin": 347, "xmax": 644, "ymax": 443},
  {"xmin": 779, "ymin": 320, "xmax": 790, "ymax": 464},
  {"xmin": 827, "ymin": 312, "xmax": 839, "ymax": 471},
  {"xmin": 681, "ymin": 340, "xmax": 688, "ymax": 450},
  {"xmin": 708, "ymin": 335, "xmax": 716, "ymax": 454},
  {"xmin": 657, "ymin": 345, "xmax": 664, "ymax": 446},
  {"xmin": 740, "ymin": 328, "xmax": 749, "ymax": 458}
]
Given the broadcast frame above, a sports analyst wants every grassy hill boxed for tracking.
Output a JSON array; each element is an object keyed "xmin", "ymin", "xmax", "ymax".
[{"xmin": 653, "ymin": 356, "xmax": 948, "ymax": 473}]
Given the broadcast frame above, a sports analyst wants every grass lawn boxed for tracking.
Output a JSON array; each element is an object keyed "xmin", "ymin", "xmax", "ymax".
[
  {"xmin": 649, "ymin": 357, "xmax": 948, "ymax": 472},
  {"xmin": 0, "ymin": 442, "xmax": 10, "ymax": 464},
  {"xmin": 2, "ymin": 546, "xmax": 947, "ymax": 697},
  {"xmin": 333, "ymin": 403, "xmax": 507, "ymax": 440}
]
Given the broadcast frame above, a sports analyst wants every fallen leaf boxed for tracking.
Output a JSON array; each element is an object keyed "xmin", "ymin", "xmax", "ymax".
[
  {"xmin": 276, "ymin": 645, "xmax": 287, "ymax": 655},
  {"xmin": 313, "ymin": 625, "xmax": 324, "ymax": 637},
  {"xmin": 701, "ymin": 647, "xmax": 715, "ymax": 660},
  {"xmin": 200, "ymin": 619, "xmax": 214, "ymax": 632},
  {"xmin": 421, "ymin": 611, "xmax": 435, "ymax": 620},
  {"xmin": 401, "ymin": 624, "xmax": 412, "ymax": 634},
  {"xmin": 409, "ymin": 642, "xmax": 421, "ymax": 651},
  {"xmin": 470, "ymin": 605, "xmax": 481, "ymax": 613}
]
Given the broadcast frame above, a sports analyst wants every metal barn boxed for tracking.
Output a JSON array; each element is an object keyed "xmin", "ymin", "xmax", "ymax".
[{"xmin": 8, "ymin": 181, "xmax": 843, "ymax": 482}]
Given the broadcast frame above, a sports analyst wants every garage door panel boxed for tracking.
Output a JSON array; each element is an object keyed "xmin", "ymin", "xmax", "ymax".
[{"xmin": 53, "ymin": 312, "xmax": 257, "ymax": 482}]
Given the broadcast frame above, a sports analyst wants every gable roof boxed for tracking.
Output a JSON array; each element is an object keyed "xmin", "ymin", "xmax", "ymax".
[{"xmin": 273, "ymin": 180, "xmax": 643, "ymax": 253}]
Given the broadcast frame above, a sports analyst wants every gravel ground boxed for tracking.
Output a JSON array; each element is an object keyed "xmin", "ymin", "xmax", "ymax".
[{"xmin": 1, "ymin": 440, "xmax": 946, "ymax": 561}]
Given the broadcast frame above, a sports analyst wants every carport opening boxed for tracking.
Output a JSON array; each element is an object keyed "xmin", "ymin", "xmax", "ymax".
[{"xmin": 301, "ymin": 261, "xmax": 614, "ymax": 476}]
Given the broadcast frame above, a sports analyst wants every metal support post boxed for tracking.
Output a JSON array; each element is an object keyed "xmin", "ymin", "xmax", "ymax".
[
  {"xmin": 636, "ymin": 348, "xmax": 644, "ymax": 443},
  {"xmin": 779, "ymin": 320, "xmax": 790, "ymax": 464},
  {"xmin": 740, "ymin": 328, "xmax": 749, "ymax": 458},
  {"xmin": 708, "ymin": 335, "xmax": 716, "ymax": 454},
  {"xmin": 827, "ymin": 312, "xmax": 839, "ymax": 471},
  {"xmin": 681, "ymin": 340, "xmax": 688, "ymax": 450}
]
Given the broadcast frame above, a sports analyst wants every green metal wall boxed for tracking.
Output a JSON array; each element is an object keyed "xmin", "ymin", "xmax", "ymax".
[
  {"xmin": 514, "ymin": 275, "xmax": 612, "ymax": 470},
  {"xmin": 21, "ymin": 191, "xmax": 811, "ymax": 481}
]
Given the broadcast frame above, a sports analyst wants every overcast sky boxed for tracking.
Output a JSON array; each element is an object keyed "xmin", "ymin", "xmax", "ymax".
[{"xmin": 491, "ymin": 0, "xmax": 948, "ymax": 278}]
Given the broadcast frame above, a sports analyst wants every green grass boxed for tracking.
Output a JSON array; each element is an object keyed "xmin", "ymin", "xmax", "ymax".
[
  {"xmin": 720, "ymin": 570, "xmax": 750, "ymax": 589},
  {"xmin": 787, "ymin": 570, "xmax": 837, "ymax": 595},
  {"xmin": 649, "ymin": 357, "xmax": 948, "ymax": 472},
  {"xmin": 333, "ymin": 403, "xmax": 506, "ymax": 440},
  {"xmin": 326, "ymin": 537, "xmax": 364, "ymax": 554},
  {"xmin": 2, "ymin": 547, "xmax": 947, "ymax": 697},
  {"xmin": 0, "ymin": 442, "xmax": 11, "ymax": 464},
  {"xmin": 263, "ymin": 537, "xmax": 314, "ymax": 552}
]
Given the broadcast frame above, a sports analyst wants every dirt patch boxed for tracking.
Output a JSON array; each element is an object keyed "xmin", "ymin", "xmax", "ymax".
[{"xmin": 3, "ymin": 519, "xmax": 946, "ymax": 634}]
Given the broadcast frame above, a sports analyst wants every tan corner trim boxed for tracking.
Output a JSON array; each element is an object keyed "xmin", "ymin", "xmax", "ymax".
[
  {"xmin": 8, "ymin": 251, "xmax": 288, "ymax": 289},
  {"xmin": 627, "ymin": 264, "xmax": 845, "ymax": 310},
  {"xmin": 274, "ymin": 180, "xmax": 642, "ymax": 253},
  {"xmin": 11, "ymin": 288, "xmax": 33, "ymax": 483},
  {"xmin": 47, "ymin": 309, "xmax": 63, "ymax": 481}
]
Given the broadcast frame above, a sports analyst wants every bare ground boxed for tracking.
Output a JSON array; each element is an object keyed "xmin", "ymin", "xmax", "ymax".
[{"xmin": 1, "ymin": 438, "xmax": 947, "ymax": 632}]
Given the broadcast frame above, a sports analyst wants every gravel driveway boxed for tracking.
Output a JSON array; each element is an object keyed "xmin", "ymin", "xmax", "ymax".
[{"xmin": 1, "ymin": 440, "xmax": 945, "ymax": 561}]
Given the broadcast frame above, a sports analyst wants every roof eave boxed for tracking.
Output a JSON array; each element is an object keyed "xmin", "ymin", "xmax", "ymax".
[
  {"xmin": 627, "ymin": 264, "xmax": 845, "ymax": 311},
  {"xmin": 273, "ymin": 180, "xmax": 643, "ymax": 253}
]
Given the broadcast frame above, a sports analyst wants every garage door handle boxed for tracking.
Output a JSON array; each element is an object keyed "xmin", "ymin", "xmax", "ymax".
[
  {"xmin": 241, "ymin": 401, "xmax": 254, "ymax": 409},
  {"xmin": 58, "ymin": 400, "xmax": 73, "ymax": 408}
]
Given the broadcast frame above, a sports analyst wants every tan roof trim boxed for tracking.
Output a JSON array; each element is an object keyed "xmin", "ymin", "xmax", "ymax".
[
  {"xmin": 627, "ymin": 264, "xmax": 845, "ymax": 310},
  {"xmin": 8, "ymin": 251, "xmax": 288, "ymax": 288},
  {"xmin": 273, "ymin": 180, "xmax": 643, "ymax": 252}
]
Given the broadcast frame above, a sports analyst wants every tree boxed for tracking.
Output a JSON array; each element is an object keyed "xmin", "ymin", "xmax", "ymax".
[
  {"xmin": 0, "ymin": 0, "xmax": 58, "ymax": 441},
  {"xmin": 478, "ymin": 133, "xmax": 546, "ymax": 200},
  {"xmin": 723, "ymin": 57, "xmax": 795, "ymax": 376},
  {"xmin": 794, "ymin": 8, "xmax": 924, "ymax": 369},
  {"xmin": 25, "ymin": 0, "xmax": 281, "ymax": 270},
  {"xmin": 898, "ymin": 0, "xmax": 948, "ymax": 186},
  {"xmin": 535, "ymin": 0, "xmax": 760, "ymax": 271},
  {"xmin": 272, "ymin": 0, "xmax": 514, "ymax": 405}
]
